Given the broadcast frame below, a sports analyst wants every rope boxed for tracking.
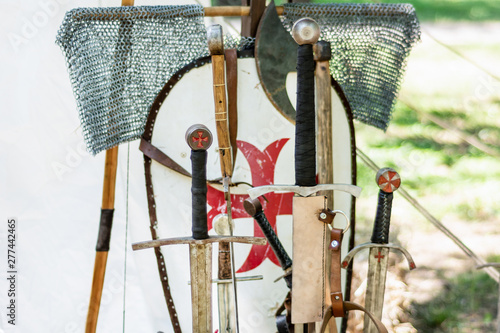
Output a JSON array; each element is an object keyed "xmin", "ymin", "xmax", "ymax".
[
  {"xmin": 356, "ymin": 147, "xmax": 500, "ymax": 283},
  {"xmin": 399, "ymin": 99, "xmax": 500, "ymax": 158}
]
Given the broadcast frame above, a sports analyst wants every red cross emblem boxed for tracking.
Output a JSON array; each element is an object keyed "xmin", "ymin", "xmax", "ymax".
[
  {"xmin": 207, "ymin": 138, "xmax": 293, "ymax": 273},
  {"xmin": 374, "ymin": 251, "xmax": 385, "ymax": 263},
  {"xmin": 192, "ymin": 131, "xmax": 209, "ymax": 148},
  {"xmin": 377, "ymin": 168, "xmax": 401, "ymax": 193}
]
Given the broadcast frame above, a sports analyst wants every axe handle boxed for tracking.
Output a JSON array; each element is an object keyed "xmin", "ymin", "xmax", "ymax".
[
  {"xmin": 86, "ymin": 145, "xmax": 118, "ymax": 333},
  {"xmin": 295, "ymin": 44, "xmax": 316, "ymax": 187},
  {"xmin": 371, "ymin": 191, "xmax": 393, "ymax": 244},
  {"xmin": 191, "ymin": 150, "xmax": 209, "ymax": 240},
  {"xmin": 211, "ymin": 54, "xmax": 232, "ymax": 178}
]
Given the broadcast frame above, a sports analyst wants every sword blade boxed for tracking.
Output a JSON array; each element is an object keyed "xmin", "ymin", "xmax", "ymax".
[
  {"xmin": 364, "ymin": 247, "xmax": 390, "ymax": 333},
  {"xmin": 217, "ymin": 282, "xmax": 235, "ymax": 332},
  {"xmin": 189, "ymin": 243, "xmax": 213, "ymax": 332}
]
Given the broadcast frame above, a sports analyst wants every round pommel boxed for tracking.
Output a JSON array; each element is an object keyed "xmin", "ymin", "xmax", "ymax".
[
  {"xmin": 207, "ymin": 24, "xmax": 224, "ymax": 55},
  {"xmin": 376, "ymin": 168, "xmax": 401, "ymax": 194},
  {"xmin": 185, "ymin": 124, "xmax": 213, "ymax": 151},
  {"xmin": 243, "ymin": 198, "xmax": 263, "ymax": 217},
  {"xmin": 292, "ymin": 18, "xmax": 320, "ymax": 45},
  {"xmin": 313, "ymin": 41, "xmax": 331, "ymax": 62}
]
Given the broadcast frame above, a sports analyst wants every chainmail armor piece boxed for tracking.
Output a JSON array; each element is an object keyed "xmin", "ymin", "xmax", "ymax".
[
  {"xmin": 283, "ymin": 3, "xmax": 420, "ymax": 131},
  {"xmin": 56, "ymin": 5, "xmax": 253, "ymax": 155},
  {"xmin": 57, "ymin": 4, "xmax": 419, "ymax": 155}
]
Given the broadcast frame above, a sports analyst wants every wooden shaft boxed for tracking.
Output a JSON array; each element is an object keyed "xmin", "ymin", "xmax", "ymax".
[
  {"xmin": 85, "ymin": 252, "xmax": 109, "ymax": 333},
  {"xmin": 74, "ymin": 5, "xmax": 411, "ymax": 19},
  {"xmin": 101, "ymin": 146, "xmax": 119, "ymax": 209},
  {"xmin": 316, "ymin": 59, "xmax": 333, "ymax": 209},
  {"xmin": 211, "ymin": 54, "xmax": 232, "ymax": 178},
  {"xmin": 85, "ymin": 1, "xmax": 131, "ymax": 331}
]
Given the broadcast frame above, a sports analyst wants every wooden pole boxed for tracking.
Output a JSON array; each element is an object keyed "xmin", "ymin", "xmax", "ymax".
[{"xmin": 85, "ymin": 1, "xmax": 133, "ymax": 331}]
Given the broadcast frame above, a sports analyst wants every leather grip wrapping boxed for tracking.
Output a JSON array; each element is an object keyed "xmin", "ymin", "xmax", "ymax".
[
  {"xmin": 96, "ymin": 209, "xmax": 114, "ymax": 251},
  {"xmin": 371, "ymin": 191, "xmax": 393, "ymax": 244},
  {"xmin": 255, "ymin": 211, "xmax": 293, "ymax": 272},
  {"xmin": 191, "ymin": 150, "xmax": 209, "ymax": 240},
  {"xmin": 295, "ymin": 44, "xmax": 316, "ymax": 187}
]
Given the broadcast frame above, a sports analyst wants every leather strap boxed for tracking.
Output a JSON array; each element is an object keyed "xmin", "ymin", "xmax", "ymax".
[
  {"xmin": 225, "ymin": 49, "xmax": 238, "ymax": 172},
  {"xmin": 323, "ymin": 228, "xmax": 388, "ymax": 333},
  {"xmin": 140, "ymin": 137, "xmax": 190, "ymax": 177},
  {"xmin": 144, "ymin": 155, "xmax": 182, "ymax": 332},
  {"xmin": 329, "ymin": 228, "xmax": 344, "ymax": 317},
  {"xmin": 320, "ymin": 302, "xmax": 388, "ymax": 333}
]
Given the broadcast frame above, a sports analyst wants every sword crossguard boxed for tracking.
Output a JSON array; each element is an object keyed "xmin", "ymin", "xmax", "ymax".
[
  {"xmin": 341, "ymin": 242, "xmax": 416, "ymax": 271},
  {"xmin": 247, "ymin": 183, "xmax": 362, "ymax": 200},
  {"xmin": 132, "ymin": 235, "xmax": 267, "ymax": 251}
]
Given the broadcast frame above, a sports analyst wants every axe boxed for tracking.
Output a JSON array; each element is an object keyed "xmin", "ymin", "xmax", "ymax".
[
  {"xmin": 247, "ymin": 18, "xmax": 362, "ymax": 324},
  {"xmin": 132, "ymin": 125, "xmax": 266, "ymax": 332},
  {"xmin": 207, "ymin": 24, "xmax": 241, "ymax": 332},
  {"xmin": 342, "ymin": 168, "xmax": 416, "ymax": 333}
]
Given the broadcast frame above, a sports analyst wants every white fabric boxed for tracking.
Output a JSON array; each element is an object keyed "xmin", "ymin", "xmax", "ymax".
[{"xmin": 0, "ymin": 1, "xmax": 353, "ymax": 332}]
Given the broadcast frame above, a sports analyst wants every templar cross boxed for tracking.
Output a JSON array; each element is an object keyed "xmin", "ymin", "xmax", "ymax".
[
  {"xmin": 192, "ymin": 130, "xmax": 209, "ymax": 148},
  {"xmin": 207, "ymin": 138, "xmax": 293, "ymax": 273},
  {"xmin": 374, "ymin": 251, "xmax": 385, "ymax": 263}
]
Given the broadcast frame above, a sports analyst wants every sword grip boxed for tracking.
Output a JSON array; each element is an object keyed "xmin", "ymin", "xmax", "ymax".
[
  {"xmin": 371, "ymin": 190, "xmax": 393, "ymax": 244},
  {"xmin": 191, "ymin": 150, "xmax": 209, "ymax": 240},
  {"xmin": 244, "ymin": 198, "xmax": 292, "ymax": 288},
  {"xmin": 295, "ymin": 43, "xmax": 316, "ymax": 187}
]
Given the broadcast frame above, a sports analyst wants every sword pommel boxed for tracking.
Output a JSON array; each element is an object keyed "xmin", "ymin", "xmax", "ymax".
[
  {"xmin": 207, "ymin": 24, "xmax": 224, "ymax": 56},
  {"xmin": 371, "ymin": 168, "xmax": 400, "ymax": 244},
  {"xmin": 376, "ymin": 168, "xmax": 401, "ymax": 194},
  {"xmin": 186, "ymin": 125, "xmax": 213, "ymax": 240},
  {"xmin": 292, "ymin": 18, "xmax": 320, "ymax": 46},
  {"xmin": 186, "ymin": 124, "xmax": 213, "ymax": 151}
]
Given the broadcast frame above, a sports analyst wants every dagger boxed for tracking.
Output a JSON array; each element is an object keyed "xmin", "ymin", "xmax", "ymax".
[{"xmin": 247, "ymin": 18, "xmax": 362, "ymax": 325}]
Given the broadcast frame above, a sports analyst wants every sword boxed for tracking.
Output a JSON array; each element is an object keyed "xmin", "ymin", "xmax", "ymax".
[
  {"xmin": 342, "ymin": 168, "xmax": 416, "ymax": 333},
  {"xmin": 132, "ymin": 125, "xmax": 266, "ymax": 332},
  {"xmin": 247, "ymin": 18, "xmax": 362, "ymax": 325},
  {"xmin": 207, "ymin": 24, "xmax": 240, "ymax": 332}
]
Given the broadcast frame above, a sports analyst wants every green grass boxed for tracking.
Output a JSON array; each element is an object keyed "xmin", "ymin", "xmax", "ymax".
[
  {"xmin": 312, "ymin": 0, "xmax": 500, "ymax": 22},
  {"xmin": 410, "ymin": 271, "xmax": 498, "ymax": 332}
]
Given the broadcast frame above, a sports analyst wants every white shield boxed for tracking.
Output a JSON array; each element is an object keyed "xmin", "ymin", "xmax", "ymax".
[{"xmin": 135, "ymin": 53, "xmax": 356, "ymax": 332}]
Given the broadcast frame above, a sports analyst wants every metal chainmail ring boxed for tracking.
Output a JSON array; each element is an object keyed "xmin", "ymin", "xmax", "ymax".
[{"xmin": 56, "ymin": 4, "xmax": 420, "ymax": 155}]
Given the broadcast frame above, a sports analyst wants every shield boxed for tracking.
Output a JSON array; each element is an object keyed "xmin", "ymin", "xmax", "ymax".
[{"xmin": 138, "ymin": 50, "xmax": 357, "ymax": 332}]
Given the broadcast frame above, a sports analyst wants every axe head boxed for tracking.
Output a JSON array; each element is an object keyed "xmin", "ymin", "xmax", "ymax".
[{"xmin": 255, "ymin": 0, "xmax": 297, "ymax": 122}]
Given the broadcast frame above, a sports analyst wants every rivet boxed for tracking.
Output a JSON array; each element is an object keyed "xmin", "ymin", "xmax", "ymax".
[
  {"xmin": 320, "ymin": 212, "xmax": 327, "ymax": 219},
  {"xmin": 331, "ymin": 240, "xmax": 339, "ymax": 248}
]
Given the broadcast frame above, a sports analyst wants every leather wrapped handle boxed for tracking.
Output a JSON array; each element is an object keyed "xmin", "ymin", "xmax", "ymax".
[
  {"xmin": 371, "ymin": 191, "xmax": 393, "ymax": 244},
  {"xmin": 95, "ymin": 208, "xmax": 114, "ymax": 251},
  {"xmin": 294, "ymin": 43, "xmax": 316, "ymax": 187},
  {"xmin": 244, "ymin": 198, "xmax": 292, "ymax": 288},
  {"xmin": 191, "ymin": 150, "xmax": 209, "ymax": 240},
  {"xmin": 371, "ymin": 168, "xmax": 401, "ymax": 244}
]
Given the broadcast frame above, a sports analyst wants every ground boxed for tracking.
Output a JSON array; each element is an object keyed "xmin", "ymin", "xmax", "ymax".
[{"xmin": 348, "ymin": 21, "xmax": 500, "ymax": 332}]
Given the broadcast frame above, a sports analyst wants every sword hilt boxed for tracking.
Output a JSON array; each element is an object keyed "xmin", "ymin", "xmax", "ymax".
[
  {"xmin": 371, "ymin": 168, "xmax": 401, "ymax": 244},
  {"xmin": 244, "ymin": 198, "xmax": 293, "ymax": 288},
  {"xmin": 186, "ymin": 124, "xmax": 213, "ymax": 240},
  {"xmin": 292, "ymin": 18, "xmax": 320, "ymax": 187}
]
